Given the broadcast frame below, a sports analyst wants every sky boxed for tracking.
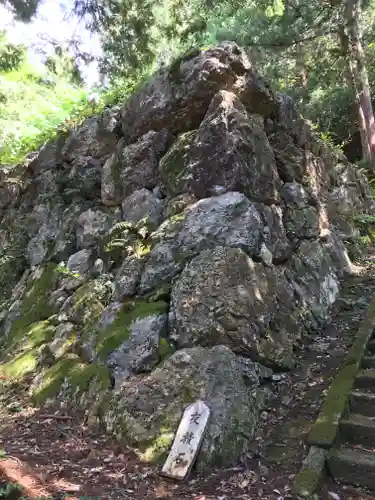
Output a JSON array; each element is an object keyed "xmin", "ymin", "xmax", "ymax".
[{"xmin": 0, "ymin": 0, "xmax": 102, "ymax": 87}]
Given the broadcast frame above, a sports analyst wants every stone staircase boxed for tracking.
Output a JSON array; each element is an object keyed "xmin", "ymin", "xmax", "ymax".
[{"xmin": 328, "ymin": 338, "xmax": 375, "ymax": 490}]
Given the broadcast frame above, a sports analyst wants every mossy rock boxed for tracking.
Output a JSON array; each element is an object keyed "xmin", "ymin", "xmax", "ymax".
[
  {"xmin": 31, "ymin": 355, "xmax": 111, "ymax": 406},
  {"xmin": 159, "ymin": 130, "xmax": 197, "ymax": 196},
  {"xmin": 102, "ymin": 345, "xmax": 258, "ymax": 473},
  {"xmin": 293, "ymin": 446, "xmax": 327, "ymax": 498},
  {"xmin": 308, "ymin": 362, "xmax": 358, "ymax": 447},
  {"xmin": 93, "ymin": 299, "xmax": 168, "ymax": 360},
  {"xmin": 5, "ymin": 264, "xmax": 58, "ymax": 351},
  {"xmin": 0, "ymin": 321, "xmax": 56, "ymax": 379},
  {"xmin": 62, "ymin": 276, "xmax": 114, "ymax": 329},
  {"xmin": 0, "ymin": 221, "xmax": 29, "ymax": 307}
]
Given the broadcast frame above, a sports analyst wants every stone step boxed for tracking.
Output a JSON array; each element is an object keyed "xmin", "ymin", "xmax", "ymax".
[
  {"xmin": 354, "ymin": 369, "xmax": 375, "ymax": 390},
  {"xmin": 328, "ymin": 447, "xmax": 375, "ymax": 490},
  {"xmin": 349, "ymin": 391, "xmax": 375, "ymax": 417},
  {"xmin": 339, "ymin": 414, "xmax": 375, "ymax": 447},
  {"xmin": 361, "ymin": 356, "xmax": 375, "ymax": 369},
  {"xmin": 366, "ymin": 340, "xmax": 375, "ymax": 354}
]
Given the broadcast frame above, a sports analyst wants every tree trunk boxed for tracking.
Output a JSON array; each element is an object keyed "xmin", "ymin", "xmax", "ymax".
[
  {"xmin": 284, "ymin": 0, "xmax": 309, "ymax": 105},
  {"xmin": 339, "ymin": 24, "xmax": 371, "ymax": 162},
  {"xmin": 344, "ymin": 0, "xmax": 375, "ymax": 170}
]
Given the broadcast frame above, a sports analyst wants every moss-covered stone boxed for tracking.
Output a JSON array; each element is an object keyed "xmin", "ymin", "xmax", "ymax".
[
  {"xmin": 94, "ymin": 299, "xmax": 168, "ymax": 360},
  {"xmin": 157, "ymin": 337, "xmax": 175, "ymax": 362},
  {"xmin": 102, "ymin": 345, "xmax": 258, "ymax": 474},
  {"xmin": 5, "ymin": 264, "xmax": 58, "ymax": 350},
  {"xmin": 63, "ymin": 277, "xmax": 114, "ymax": 329},
  {"xmin": 31, "ymin": 355, "xmax": 111, "ymax": 406},
  {"xmin": 293, "ymin": 446, "xmax": 327, "ymax": 497},
  {"xmin": 159, "ymin": 131, "xmax": 197, "ymax": 196},
  {"xmin": 308, "ymin": 362, "xmax": 358, "ymax": 447},
  {"xmin": 0, "ymin": 321, "xmax": 56, "ymax": 379},
  {"xmin": 0, "ymin": 221, "xmax": 29, "ymax": 308}
]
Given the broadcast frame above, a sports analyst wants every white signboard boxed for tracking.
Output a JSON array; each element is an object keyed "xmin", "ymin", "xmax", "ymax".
[{"xmin": 161, "ymin": 400, "xmax": 210, "ymax": 480}]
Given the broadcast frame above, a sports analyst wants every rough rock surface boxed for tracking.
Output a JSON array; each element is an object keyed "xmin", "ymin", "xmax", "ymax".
[
  {"xmin": 0, "ymin": 41, "xmax": 374, "ymax": 473},
  {"xmin": 104, "ymin": 345, "xmax": 260, "ymax": 473}
]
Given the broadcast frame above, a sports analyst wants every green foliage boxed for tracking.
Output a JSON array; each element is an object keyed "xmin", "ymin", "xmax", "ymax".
[
  {"xmin": 0, "ymin": 53, "xmax": 88, "ymax": 164},
  {"xmin": 45, "ymin": 44, "xmax": 83, "ymax": 85},
  {"xmin": 0, "ymin": 31, "xmax": 25, "ymax": 72},
  {"xmin": 0, "ymin": 482, "xmax": 22, "ymax": 498},
  {"xmin": 104, "ymin": 220, "xmax": 151, "ymax": 257}
]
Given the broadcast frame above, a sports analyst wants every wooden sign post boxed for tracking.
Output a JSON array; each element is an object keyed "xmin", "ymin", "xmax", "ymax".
[{"xmin": 161, "ymin": 400, "xmax": 210, "ymax": 480}]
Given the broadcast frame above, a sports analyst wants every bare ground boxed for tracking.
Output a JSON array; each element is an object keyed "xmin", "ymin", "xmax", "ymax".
[{"xmin": 1, "ymin": 254, "xmax": 375, "ymax": 499}]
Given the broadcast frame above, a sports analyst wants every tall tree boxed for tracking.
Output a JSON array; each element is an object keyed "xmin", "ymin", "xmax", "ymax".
[{"xmin": 342, "ymin": 0, "xmax": 375, "ymax": 169}]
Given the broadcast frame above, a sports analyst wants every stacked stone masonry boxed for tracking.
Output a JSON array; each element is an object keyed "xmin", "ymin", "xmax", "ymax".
[{"xmin": 0, "ymin": 42, "xmax": 373, "ymax": 472}]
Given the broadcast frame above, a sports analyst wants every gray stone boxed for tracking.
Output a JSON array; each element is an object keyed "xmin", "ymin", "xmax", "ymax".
[
  {"xmin": 121, "ymin": 42, "xmax": 274, "ymax": 143},
  {"xmin": 236, "ymin": 356, "xmax": 273, "ymax": 385},
  {"xmin": 121, "ymin": 188, "xmax": 164, "ymax": 230},
  {"xmin": 288, "ymin": 240, "xmax": 340, "ymax": 328},
  {"xmin": 0, "ymin": 183, "xmax": 21, "ymax": 210},
  {"xmin": 92, "ymin": 258, "xmax": 104, "ymax": 277},
  {"xmin": 139, "ymin": 192, "xmax": 264, "ymax": 293},
  {"xmin": 65, "ymin": 158, "xmax": 102, "ymax": 200},
  {"xmin": 165, "ymin": 193, "xmax": 198, "ymax": 218},
  {"xmin": 281, "ymin": 182, "xmax": 320, "ymax": 241},
  {"xmin": 67, "ymin": 249, "xmax": 92, "ymax": 275},
  {"xmin": 159, "ymin": 91, "xmax": 281, "ymax": 203},
  {"xmin": 76, "ymin": 208, "xmax": 120, "ymax": 249},
  {"xmin": 104, "ymin": 345, "xmax": 259, "ymax": 473},
  {"xmin": 49, "ymin": 322, "xmax": 76, "ymax": 358},
  {"xmin": 294, "ymin": 446, "xmax": 328, "ymax": 497},
  {"xmin": 169, "ymin": 246, "xmax": 300, "ymax": 368},
  {"xmin": 101, "ymin": 130, "xmax": 172, "ymax": 206},
  {"xmin": 108, "ymin": 312, "xmax": 168, "ymax": 388},
  {"xmin": 114, "ymin": 255, "xmax": 144, "ymax": 300},
  {"xmin": 62, "ymin": 112, "xmax": 119, "ymax": 165},
  {"xmin": 257, "ymin": 204, "xmax": 291, "ymax": 262}
]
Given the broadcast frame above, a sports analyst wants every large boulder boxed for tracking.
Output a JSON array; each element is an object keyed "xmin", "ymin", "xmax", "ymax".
[
  {"xmin": 120, "ymin": 42, "xmax": 276, "ymax": 144},
  {"xmin": 62, "ymin": 109, "xmax": 120, "ymax": 166},
  {"xmin": 169, "ymin": 246, "xmax": 300, "ymax": 368},
  {"xmin": 288, "ymin": 240, "xmax": 340, "ymax": 328},
  {"xmin": 103, "ymin": 345, "xmax": 260, "ymax": 473},
  {"xmin": 76, "ymin": 208, "xmax": 120, "ymax": 249},
  {"xmin": 121, "ymin": 188, "xmax": 164, "ymax": 230},
  {"xmin": 101, "ymin": 130, "xmax": 172, "ymax": 206},
  {"xmin": 281, "ymin": 182, "xmax": 322, "ymax": 241},
  {"xmin": 159, "ymin": 90, "xmax": 281, "ymax": 203},
  {"xmin": 108, "ymin": 310, "xmax": 169, "ymax": 388},
  {"xmin": 139, "ymin": 192, "xmax": 264, "ymax": 293}
]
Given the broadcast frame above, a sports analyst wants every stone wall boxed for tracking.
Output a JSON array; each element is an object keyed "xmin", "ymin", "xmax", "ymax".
[{"xmin": 0, "ymin": 42, "xmax": 373, "ymax": 472}]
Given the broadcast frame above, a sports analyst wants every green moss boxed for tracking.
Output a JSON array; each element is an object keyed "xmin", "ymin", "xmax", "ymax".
[
  {"xmin": 139, "ymin": 429, "xmax": 175, "ymax": 463},
  {"xmin": 347, "ymin": 294, "xmax": 375, "ymax": 364},
  {"xmin": 3, "ymin": 351, "xmax": 38, "ymax": 379},
  {"xmin": 68, "ymin": 362, "xmax": 111, "ymax": 394},
  {"xmin": 96, "ymin": 300, "xmax": 168, "ymax": 360},
  {"xmin": 308, "ymin": 362, "xmax": 358, "ymax": 447},
  {"xmin": 31, "ymin": 356, "xmax": 111, "ymax": 405},
  {"xmin": 294, "ymin": 467, "xmax": 324, "ymax": 498},
  {"xmin": 31, "ymin": 356, "xmax": 79, "ymax": 405},
  {"xmin": 145, "ymin": 282, "xmax": 172, "ymax": 303},
  {"xmin": 70, "ymin": 278, "xmax": 113, "ymax": 329},
  {"xmin": 0, "ymin": 320, "xmax": 56, "ymax": 379},
  {"xmin": 159, "ymin": 131, "xmax": 197, "ymax": 195},
  {"xmin": 7, "ymin": 264, "xmax": 57, "ymax": 349},
  {"xmin": 157, "ymin": 337, "xmax": 175, "ymax": 362}
]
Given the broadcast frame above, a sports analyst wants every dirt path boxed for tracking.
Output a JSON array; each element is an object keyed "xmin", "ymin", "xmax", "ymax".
[{"xmin": 1, "ymin": 255, "xmax": 375, "ymax": 499}]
